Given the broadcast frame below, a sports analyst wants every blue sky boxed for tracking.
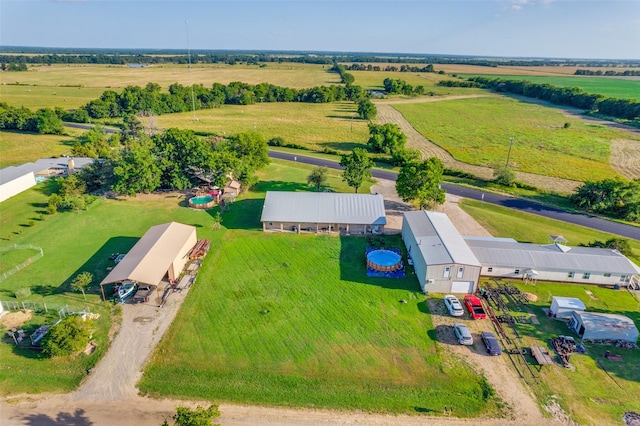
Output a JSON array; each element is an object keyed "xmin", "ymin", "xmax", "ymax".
[{"xmin": 1, "ymin": 0, "xmax": 639, "ymax": 59}]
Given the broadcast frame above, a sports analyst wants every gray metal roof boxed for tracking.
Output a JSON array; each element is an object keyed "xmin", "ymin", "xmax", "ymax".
[
  {"xmin": 465, "ymin": 238, "xmax": 640, "ymax": 275},
  {"xmin": 0, "ymin": 164, "xmax": 37, "ymax": 184},
  {"xmin": 261, "ymin": 191, "xmax": 386, "ymax": 225},
  {"xmin": 404, "ymin": 211, "xmax": 481, "ymax": 266},
  {"xmin": 572, "ymin": 311, "xmax": 638, "ymax": 342},
  {"xmin": 0, "ymin": 157, "xmax": 95, "ymax": 185},
  {"xmin": 552, "ymin": 296, "xmax": 586, "ymax": 311}
]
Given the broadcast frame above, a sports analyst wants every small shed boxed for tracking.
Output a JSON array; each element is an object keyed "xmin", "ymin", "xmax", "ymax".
[
  {"xmin": 570, "ymin": 311, "xmax": 639, "ymax": 343},
  {"xmin": 549, "ymin": 296, "xmax": 586, "ymax": 319}
]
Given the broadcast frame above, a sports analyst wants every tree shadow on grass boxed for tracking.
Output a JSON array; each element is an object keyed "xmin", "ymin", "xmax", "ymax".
[{"xmin": 21, "ymin": 409, "xmax": 93, "ymax": 426}]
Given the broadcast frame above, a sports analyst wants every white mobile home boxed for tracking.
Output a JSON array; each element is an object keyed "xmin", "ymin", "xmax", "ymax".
[{"xmin": 401, "ymin": 211, "xmax": 482, "ymax": 293}]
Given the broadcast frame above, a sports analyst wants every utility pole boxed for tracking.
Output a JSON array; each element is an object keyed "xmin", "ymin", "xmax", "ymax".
[
  {"xmin": 505, "ymin": 136, "xmax": 514, "ymax": 167},
  {"xmin": 186, "ymin": 20, "xmax": 197, "ymax": 121}
]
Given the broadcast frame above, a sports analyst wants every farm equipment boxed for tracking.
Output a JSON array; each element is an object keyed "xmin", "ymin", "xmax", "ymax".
[{"xmin": 552, "ymin": 335, "xmax": 577, "ymax": 368}]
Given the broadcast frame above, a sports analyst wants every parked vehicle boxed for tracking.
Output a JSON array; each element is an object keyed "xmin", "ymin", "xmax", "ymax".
[
  {"xmin": 444, "ymin": 295, "xmax": 464, "ymax": 317},
  {"xmin": 133, "ymin": 285, "xmax": 156, "ymax": 303},
  {"xmin": 464, "ymin": 295, "xmax": 487, "ymax": 320},
  {"xmin": 453, "ymin": 323, "xmax": 473, "ymax": 345},
  {"xmin": 117, "ymin": 280, "xmax": 137, "ymax": 302},
  {"xmin": 481, "ymin": 331, "xmax": 502, "ymax": 355}
]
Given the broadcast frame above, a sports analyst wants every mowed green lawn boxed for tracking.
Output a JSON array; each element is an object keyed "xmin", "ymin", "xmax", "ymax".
[
  {"xmin": 394, "ymin": 96, "xmax": 637, "ymax": 182},
  {"xmin": 461, "ymin": 74, "xmax": 640, "ymax": 100},
  {"xmin": 139, "ymin": 232, "xmax": 495, "ymax": 415},
  {"xmin": 156, "ymin": 101, "xmax": 370, "ymax": 152}
]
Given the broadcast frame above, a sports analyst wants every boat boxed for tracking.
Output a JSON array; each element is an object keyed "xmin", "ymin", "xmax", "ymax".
[{"xmin": 117, "ymin": 280, "xmax": 137, "ymax": 302}]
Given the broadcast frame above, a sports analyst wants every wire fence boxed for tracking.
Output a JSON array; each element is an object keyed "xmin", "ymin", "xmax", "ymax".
[
  {"xmin": 1, "ymin": 299, "xmax": 91, "ymax": 319},
  {"xmin": 0, "ymin": 244, "xmax": 44, "ymax": 283}
]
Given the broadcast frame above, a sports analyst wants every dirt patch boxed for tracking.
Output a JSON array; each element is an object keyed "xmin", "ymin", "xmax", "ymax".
[
  {"xmin": 523, "ymin": 293, "xmax": 538, "ymax": 303},
  {"xmin": 610, "ymin": 139, "xmax": 640, "ymax": 180},
  {"xmin": 0, "ymin": 310, "xmax": 32, "ymax": 330},
  {"xmin": 83, "ymin": 341, "xmax": 97, "ymax": 355}
]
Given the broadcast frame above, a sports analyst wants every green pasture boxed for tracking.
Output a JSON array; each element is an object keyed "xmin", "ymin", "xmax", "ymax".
[
  {"xmin": 13, "ymin": 62, "xmax": 338, "ymax": 91},
  {"xmin": 459, "ymin": 199, "xmax": 640, "ymax": 264},
  {"xmin": 394, "ymin": 96, "xmax": 637, "ymax": 182},
  {"xmin": 0, "ymin": 130, "xmax": 82, "ymax": 168},
  {"xmin": 461, "ymin": 74, "xmax": 640, "ymax": 100},
  {"xmin": 156, "ymin": 101, "xmax": 370, "ymax": 152},
  {"xmin": 350, "ymin": 70, "xmax": 484, "ymax": 96},
  {"xmin": 486, "ymin": 279, "xmax": 640, "ymax": 425},
  {"xmin": 0, "ymin": 84, "xmax": 106, "ymax": 110}
]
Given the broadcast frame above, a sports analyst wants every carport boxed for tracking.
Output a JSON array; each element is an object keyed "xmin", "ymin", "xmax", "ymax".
[
  {"xmin": 569, "ymin": 311, "xmax": 639, "ymax": 343},
  {"xmin": 100, "ymin": 222, "xmax": 197, "ymax": 300}
]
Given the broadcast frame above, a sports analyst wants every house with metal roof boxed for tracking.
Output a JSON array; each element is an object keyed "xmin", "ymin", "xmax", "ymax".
[
  {"xmin": 401, "ymin": 211, "xmax": 482, "ymax": 293},
  {"xmin": 261, "ymin": 191, "xmax": 386, "ymax": 234},
  {"xmin": 0, "ymin": 157, "xmax": 94, "ymax": 202},
  {"xmin": 464, "ymin": 236, "xmax": 640, "ymax": 287},
  {"xmin": 100, "ymin": 222, "xmax": 197, "ymax": 300},
  {"xmin": 569, "ymin": 311, "xmax": 638, "ymax": 343}
]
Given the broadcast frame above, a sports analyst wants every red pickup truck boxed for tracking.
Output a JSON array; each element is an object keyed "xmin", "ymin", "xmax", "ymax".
[{"xmin": 464, "ymin": 295, "xmax": 487, "ymax": 320}]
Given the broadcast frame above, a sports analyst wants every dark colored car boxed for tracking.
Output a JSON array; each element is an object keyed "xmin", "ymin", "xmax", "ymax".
[{"xmin": 481, "ymin": 331, "xmax": 502, "ymax": 355}]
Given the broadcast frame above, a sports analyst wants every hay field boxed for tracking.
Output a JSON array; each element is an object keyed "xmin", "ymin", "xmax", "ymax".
[
  {"xmin": 438, "ymin": 64, "xmax": 640, "ymax": 77},
  {"xmin": 0, "ymin": 84, "xmax": 105, "ymax": 110},
  {"xmin": 16, "ymin": 63, "xmax": 339, "ymax": 89},
  {"xmin": 156, "ymin": 101, "xmax": 370, "ymax": 152}
]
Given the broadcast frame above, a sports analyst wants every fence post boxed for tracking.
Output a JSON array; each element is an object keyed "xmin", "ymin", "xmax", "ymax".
[{"xmin": 44, "ymin": 302, "xmax": 48, "ymax": 313}]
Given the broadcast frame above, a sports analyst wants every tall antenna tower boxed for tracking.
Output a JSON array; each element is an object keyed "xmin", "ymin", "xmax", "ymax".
[{"xmin": 185, "ymin": 20, "xmax": 197, "ymax": 121}]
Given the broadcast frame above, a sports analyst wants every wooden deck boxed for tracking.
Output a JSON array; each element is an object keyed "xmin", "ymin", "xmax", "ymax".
[{"xmin": 531, "ymin": 346, "xmax": 554, "ymax": 365}]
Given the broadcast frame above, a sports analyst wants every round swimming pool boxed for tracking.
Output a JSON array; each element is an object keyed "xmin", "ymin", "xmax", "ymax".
[
  {"xmin": 189, "ymin": 195, "xmax": 215, "ymax": 209},
  {"xmin": 367, "ymin": 249, "xmax": 403, "ymax": 272}
]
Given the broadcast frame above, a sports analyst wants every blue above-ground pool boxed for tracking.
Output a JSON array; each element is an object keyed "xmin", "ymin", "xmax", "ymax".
[
  {"xmin": 367, "ymin": 249, "xmax": 403, "ymax": 272},
  {"xmin": 189, "ymin": 195, "xmax": 215, "ymax": 209}
]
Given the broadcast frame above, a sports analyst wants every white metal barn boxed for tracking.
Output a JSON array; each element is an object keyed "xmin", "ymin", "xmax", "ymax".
[
  {"xmin": 100, "ymin": 222, "xmax": 197, "ymax": 300},
  {"xmin": 465, "ymin": 237, "xmax": 640, "ymax": 287},
  {"xmin": 401, "ymin": 211, "xmax": 482, "ymax": 293},
  {"xmin": 569, "ymin": 311, "xmax": 639, "ymax": 343},
  {"xmin": 261, "ymin": 191, "xmax": 386, "ymax": 234},
  {"xmin": 549, "ymin": 296, "xmax": 586, "ymax": 319},
  {"xmin": 0, "ymin": 166, "xmax": 37, "ymax": 202}
]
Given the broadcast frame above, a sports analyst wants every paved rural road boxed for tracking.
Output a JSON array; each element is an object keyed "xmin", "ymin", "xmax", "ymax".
[
  {"xmin": 269, "ymin": 151, "xmax": 640, "ymax": 241},
  {"xmin": 62, "ymin": 123, "xmax": 639, "ymax": 240}
]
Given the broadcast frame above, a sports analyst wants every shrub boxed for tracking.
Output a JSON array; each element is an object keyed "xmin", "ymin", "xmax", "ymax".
[
  {"xmin": 493, "ymin": 165, "xmax": 516, "ymax": 187},
  {"xmin": 41, "ymin": 315, "xmax": 93, "ymax": 358},
  {"xmin": 268, "ymin": 136, "xmax": 285, "ymax": 147},
  {"xmin": 15, "ymin": 287, "xmax": 31, "ymax": 299}
]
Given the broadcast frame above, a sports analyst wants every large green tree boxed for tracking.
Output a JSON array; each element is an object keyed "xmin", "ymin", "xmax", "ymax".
[
  {"xmin": 357, "ymin": 99, "xmax": 377, "ymax": 120},
  {"xmin": 34, "ymin": 108, "xmax": 64, "ymax": 134},
  {"xmin": 367, "ymin": 123, "xmax": 407, "ymax": 154},
  {"xmin": 218, "ymin": 131, "xmax": 270, "ymax": 187},
  {"xmin": 571, "ymin": 178, "xmax": 640, "ymax": 222},
  {"xmin": 396, "ymin": 157, "xmax": 446, "ymax": 210},
  {"xmin": 307, "ymin": 166, "xmax": 328, "ymax": 191},
  {"xmin": 113, "ymin": 137, "xmax": 161, "ymax": 195},
  {"xmin": 340, "ymin": 148, "xmax": 373, "ymax": 193},
  {"xmin": 42, "ymin": 315, "xmax": 93, "ymax": 358}
]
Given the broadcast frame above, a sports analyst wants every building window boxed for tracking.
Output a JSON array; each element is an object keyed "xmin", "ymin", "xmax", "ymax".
[
  {"xmin": 269, "ymin": 222, "xmax": 273, "ymax": 226},
  {"xmin": 603, "ymin": 273, "xmax": 611, "ymax": 278},
  {"xmin": 444, "ymin": 266, "xmax": 451, "ymax": 278},
  {"xmin": 621, "ymin": 275, "xmax": 629, "ymax": 281},
  {"xmin": 568, "ymin": 272, "xmax": 575, "ymax": 278},
  {"xmin": 457, "ymin": 267, "xmax": 464, "ymax": 278},
  {"xmin": 514, "ymin": 269, "xmax": 520, "ymax": 274},
  {"xmin": 487, "ymin": 267, "xmax": 493, "ymax": 273},
  {"xmin": 582, "ymin": 272, "xmax": 591, "ymax": 279}
]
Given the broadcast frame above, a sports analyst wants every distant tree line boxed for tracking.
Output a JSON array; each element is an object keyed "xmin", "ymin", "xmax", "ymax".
[
  {"xmin": 3, "ymin": 47, "xmax": 638, "ymax": 68},
  {"xmin": 330, "ymin": 63, "xmax": 356, "ymax": 85},
  {"xmin": 437, "ymin": 80, "xmax": 482, "ymax": 88},
  {"xmin": 78, "ymin": 81, "xmax": 366, "ymax": 121},
  {"xmin": 459, "ymin": 77, "xmax": 640, "ymax": 121},
  {"xmin": 343, "ymin": 63, "xmax": 438, "ymax": 73},
  {"xmin": 574, "ymin": 69, "xmax": 640, "ymax": 76},
  {"xmin": 0, "ymin": 63, "xmax": 27, "ymax": 71}
]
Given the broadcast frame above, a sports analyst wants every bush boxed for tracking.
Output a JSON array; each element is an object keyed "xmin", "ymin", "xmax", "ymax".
[
  {"xmin": 493, "ymin": 165, "xmax": 517, "ymax": 187},
  {"xmin": 42, "ymin": 315, "xmax": 93, "ymax": 357},
  {"xmin": 15, "ymin": 287, "xmax": 31, "ymax": 299},
  {"xmin": 268, "ymin": 136, "xmax": 285, "ymax": 147}
]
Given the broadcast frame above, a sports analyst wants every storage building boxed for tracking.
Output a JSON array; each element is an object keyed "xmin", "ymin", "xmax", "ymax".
[
  {"xmin": 401, "ymin": 211, "xmax": 482, "ymax": 293},
  {"xmin": 261, "ymin": 191, "xmax": 386, "ymax": 234},
  {"xmin": 100, "ymin": 222, "xmax": 197, "ymax": 300},
  {"xmin": 549, "ymin": 296, "xmax": 586, "ymax": 319},
  {"xmin": 569, "ymin": 311, "xmax": 638, "ymax": 343}
]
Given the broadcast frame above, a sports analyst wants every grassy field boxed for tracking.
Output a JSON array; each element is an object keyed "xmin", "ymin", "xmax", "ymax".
[
  {"xmin": 438, "ymin": 64, "xmax": 640, "ymax": 77},
  {"xmin": 138, "ymin": 172, "xmax": 499, "ymax": 415},
  {"xmin": 459, "ymin": 198, "xmax": 640, "ymax": 266},
  {"xmin": 0, "ymin": 84, "xmax": 106, "ymax": 110},
  {"xmin": 394, "ymin": 96, "xmax": 638, "ymax": 182},
  {"xmin": 460, "ymin": 74, "xmax": 640, "ymax": 100},
  {"xmin": 156, "ymin": 101, "xmax": 371, "ymax": 153},
  {"xmin": 0, "ymin": 130, "xmax": 82, "ymax": 168},
  {"xmin": 349, "ymin": 70, "xmax": 484, "ymax": 96},
  {"xmin": 484, "ymin": 279, "xmax": 640, "ymax": 425}
]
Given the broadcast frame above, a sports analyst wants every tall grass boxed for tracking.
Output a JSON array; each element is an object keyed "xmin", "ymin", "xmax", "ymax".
[{"xmin": 394, "ymin": 96, "xmax": 637, "ymax": 182}]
